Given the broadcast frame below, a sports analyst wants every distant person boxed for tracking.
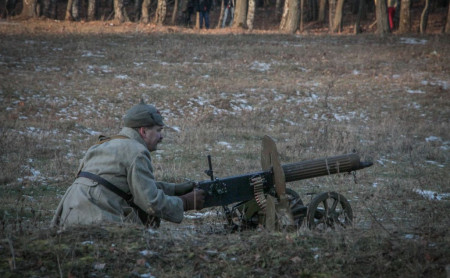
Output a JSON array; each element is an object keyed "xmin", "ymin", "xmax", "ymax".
[
  {"xmin": 221, "ymin": 0, "xmax": 235, "ymax": 28},
  {"xmin": 387, "ymin": 0, "xmax": 399, "ymax": 31},
  {"xmin": 197, "ymin": 0, "xmax": 212, "ymax": 29},
  {"xmin": 52, "ymin": 101, "xmax": 205, "ymax": 229}
]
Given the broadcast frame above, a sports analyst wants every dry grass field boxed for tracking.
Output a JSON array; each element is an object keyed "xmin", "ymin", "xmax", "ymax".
[{"xmin": 0, "ymin": 19, "xmax": 449, "ymax": 277}]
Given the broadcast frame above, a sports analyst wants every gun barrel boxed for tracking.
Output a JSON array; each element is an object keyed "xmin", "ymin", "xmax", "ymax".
[{"xmin": 282, "ymin": 153, "xmax": 371, "ymax": 182}]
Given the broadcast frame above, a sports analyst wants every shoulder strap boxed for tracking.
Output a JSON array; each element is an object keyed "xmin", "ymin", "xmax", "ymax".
[
  {"xmin": 95, "ymin": 135, "xmax": 129, "ymax": 145},
  {"xmin": 78, "ymin": 171, "xmax": 132, "ymax": 201},
  {"xmin": 77, "ymin": 171, "xmax": 160, "ymax": 228}
]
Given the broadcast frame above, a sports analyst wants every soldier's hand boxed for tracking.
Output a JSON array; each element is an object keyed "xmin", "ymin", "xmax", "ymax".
[
  {"xmin": 179, "ymin": 189, "xmax": 205, "ymax": 211},
  {"xmin": 174, "ymin": 181, "xmax": 196, "ymax": 196}
]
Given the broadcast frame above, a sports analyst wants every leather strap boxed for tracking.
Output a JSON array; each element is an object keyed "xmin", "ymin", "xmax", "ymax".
[
  {"xmin": 78, "ymin": 171, "xmax": 132, "ymax": 202},
  {"xmin": 77, "ymin": 171, "xmax": 160, "ymax": 227}
]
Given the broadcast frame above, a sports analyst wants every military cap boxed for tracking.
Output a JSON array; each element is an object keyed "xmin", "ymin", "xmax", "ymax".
[{"xmin": 123, "ymin": 101, "xmax": 164, "ymax": 127}]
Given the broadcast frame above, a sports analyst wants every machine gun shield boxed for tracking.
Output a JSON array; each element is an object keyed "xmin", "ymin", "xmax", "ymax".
[{"xmin": 261, "ymin": 135, "xmax": 294, "ymax": 228}]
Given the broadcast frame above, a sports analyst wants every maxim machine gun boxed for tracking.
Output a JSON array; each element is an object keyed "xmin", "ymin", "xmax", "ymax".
[{"xmin": 196, "ymin": 136, "xmax": 373, "ymax": 231}]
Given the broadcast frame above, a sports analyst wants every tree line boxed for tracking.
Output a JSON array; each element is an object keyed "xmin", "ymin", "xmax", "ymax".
[{"xmin": 2, "ymin": 0, "xmax": 450, "ymax": 34}]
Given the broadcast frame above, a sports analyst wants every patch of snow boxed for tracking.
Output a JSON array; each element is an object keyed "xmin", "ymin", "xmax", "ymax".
[
  {"xmin": 100, "ymin": 65, "xmax": 112, "ymax": 73},
  {"xmin": 440, "ymin": 143, "xmax": 450, "ymax": 151},
  {"xmin": 284, "ymin": 119, "xmax": 301, "ymax": 126},
  {"xmin": 413, "ymin": 189, "xmax": 450, "ymax": 201},
  {"xmin": 333, "ymin": 113, "xmax": 351, "ymax": 122},
  {"xmin": 115, "ymin": 74, "xmax": 129, "ymax": 80},
  {"xmin": 425, "ymin": 136, "xmax": 441, "ymax": 142},
  {"xmin": 422, "ymin": 80, "xmax": 448, "ymax": 90},
  {"xmin": 94, "ymin": 263, "xmax": 106, "ymax": 271},
  {"xmin": 140, "ymin": 250, "xmax": 159, "ymax": 256},
  {"xmin": 184, "ymin": 211, "xmax": 220, "ymax": 219},
  {"xmin": 410, "ymin": 102, "xmax": 421, "ymax": 109},
  {"xmin": 82, "ymin": 51, "xmax": 105, "ymax": 57},
  {"xmin": 274, "ymin": 94, "xmax": 285, "ymax": 101},
  {"xmin": 406, "ymin": 89, "xmax": 425, "ymax": 94},
  {"xmin": 22, "ymin": 195, "xmax": 36, "ymax": 202},
  {"xmin": 217, "ymin": 141, "xmax": 232, "ymax": 149},
  {"xmin": 150, "ymin": 84, "xmax": 167, "ymax": 89},
  {"xmin": 425, "ymin": 161, "xmax": 445, "ymax": 168},
  {"xmin": 140, "ymin": 273, "xmax": 156, "ymax": 278},
  {"xmin": 84, "ymin": 127, "xmax": 100, "ymax": 136},
  {"xmin": 399, "ymin": 37, "xmax": 427, "ymax": 45},
  {"xmin": 35, "ymin": 66, "xmax": 61, "ymax": 72},
  {"xmin": 377, "ymin": 158, "xmax": 397, "ymax": 166},
  {"xmin": 66, "ymin": 152, "xmax": 76, "ymax": 159},
  {"xmin": 250, "ymin": 61, "xmax": 271, "ymax": 72},
  {"xmin": 146, "ymin": 229, "xmax": 159, "ymax": 235}
]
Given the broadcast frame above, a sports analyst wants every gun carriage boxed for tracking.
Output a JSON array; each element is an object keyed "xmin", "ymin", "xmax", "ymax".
[{"xmin": 196, "ymin": 136, "xmax": 373, "ymax": 231}]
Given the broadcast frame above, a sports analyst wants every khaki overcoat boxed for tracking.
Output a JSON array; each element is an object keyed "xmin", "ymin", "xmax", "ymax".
[{"xmin": 51, "ymin": 127, "xmax": 184, "ymax": 229}]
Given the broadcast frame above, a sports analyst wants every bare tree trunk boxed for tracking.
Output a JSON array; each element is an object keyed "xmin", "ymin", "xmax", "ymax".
[
  {"xmin": 216, "ymin": 0, "xmax": 224, "ymax": 28},
  {"xmin": 171, "ymin": 0, "xmax": 179, "ymax": 24},
  {"xmin": 232, "ymin": 0, "xmax": 247, "ymax": 28},
  {"xmin": 331, "ymin": 0, "xmax": 344, "ymax": 32},
  {"xmin": 318, "ymin": 0, "xmax": 326, "ymax": 22},
  {"xmin": 65, "ymin": 0, "xmax": 74, "ymax": 20},
  {"xmin": 141, "ymin": 0, "xmax": 151, "ymax": 23},
  {"xmin": 135, "ymin": 0, "xmax": 143, "ymax": 21},
  {"xmin": 195, "ymin": 11, "xmax": 200, "ymax": 29},
  {"xmin": 446, "ymin": 1, "xmax": 450, "ymax": 33},
  {"xmin": 19, "ymin": 0, "xmax": 38, "ymax": 18},
  {"xmin": 419, "ymin": 0, "xmax": 429, "ymax": 34},
  {"xmin": 114, "ymin": 0, "xmax": 125, "ymax": 21},
  {"xmin": 328, "ymin": 0, "xmax": 335, "ymax": 30},
  {"xmin": 280, "ymin": 0, "xmax": 299, "ymax": 33},
  {"xmin": 72, "ymin": 0, "xmax": 80, "ymax": 20},
  {"xmin": 354, "ymin": 0, "xmax": 364, "ymax": 33},
  {"xmin": 87, "ymin": 0, "xmax": 97, "ymax": 20},
  {"xmin": 398, "ymin": 0, "xmax": 410, "ymax": 33},
  {"xmin": 42, "ymin": 0, "xmax": 57, "ymax": 18},
  {"xmin": 376, "ymin": 0, "xmax": 390, "ymax": 35},
  {"xmin": 247, "ymin": 0, "xmax": 255, "ymax": 30},
  {"xmin": 299, "ymin": 0, "xmax": 304, "ymax": 32},
  {"xmin": 154, "ymin": 0, "xmax": 167, "ymax": 25},
  {"xmin": 280, "ymin": 0, "xmax": 289, "ymax": 29}
]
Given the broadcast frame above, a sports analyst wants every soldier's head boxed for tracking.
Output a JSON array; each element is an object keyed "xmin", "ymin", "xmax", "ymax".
[{"xmin": 123, "ymin": 101, "xmax": 164, "ymax": 152}]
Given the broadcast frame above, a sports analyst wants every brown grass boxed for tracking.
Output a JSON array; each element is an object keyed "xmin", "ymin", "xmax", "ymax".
[{"xmin": 0, "ymin": 20, "xmax": 449, "ymax": 277}]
